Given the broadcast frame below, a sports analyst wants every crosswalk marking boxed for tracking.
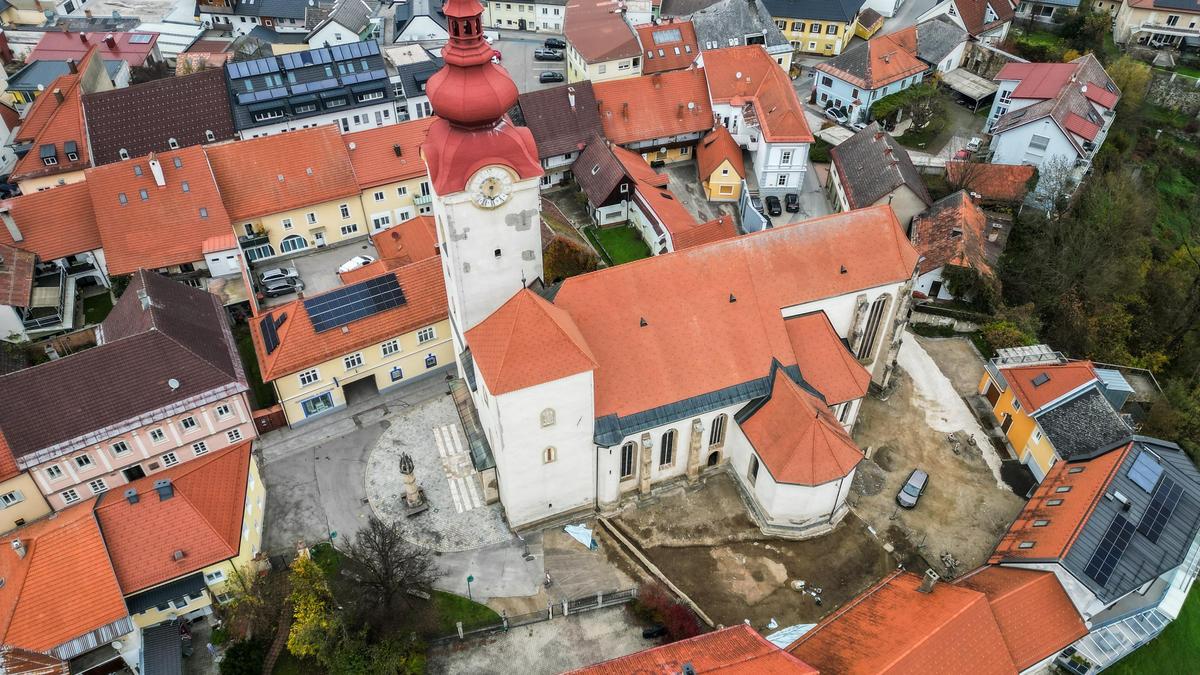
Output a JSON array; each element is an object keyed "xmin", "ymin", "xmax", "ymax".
[
  {"xmin": 433, "ymin": 423, "xmax": 482, "ymax": 514},
  {"xmin": 434, "ymin": 426, "xmax": 449, "ymax": 459},
  {"xmin": 447, "ymin": 475, "xmax": 465, "ymax": 513}
]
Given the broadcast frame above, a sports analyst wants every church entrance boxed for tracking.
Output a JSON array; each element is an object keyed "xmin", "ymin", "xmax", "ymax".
[{"xmin": 707, "ymin": 451, "xmax": 720, "ymax": 467}]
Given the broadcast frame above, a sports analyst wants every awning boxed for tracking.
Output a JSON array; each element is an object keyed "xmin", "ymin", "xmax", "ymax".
[{"xmin": 941, "ymin": 69, "xmax": 998, "ymax": 102}]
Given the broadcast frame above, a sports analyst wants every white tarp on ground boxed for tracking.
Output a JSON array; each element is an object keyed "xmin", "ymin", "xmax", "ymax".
[
  {"xmin": 941, "ymin": 68, "xmax": 998, "ymax": 102},
  {"xmin": 564, "ymin": 524, "xmax": 596, "ymax": 550},
  {"xmin": 766, "ymin": 623, "xmax": 817, "ymax": 648}
]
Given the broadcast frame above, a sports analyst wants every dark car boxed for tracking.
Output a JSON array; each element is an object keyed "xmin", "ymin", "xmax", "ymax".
[
  {"xmin": 765, "ymin": 195, "xmax": 782, "ymax": 216},
  {"xmin": 544, "ymin": 37, "xmax": 567, "ymax": 49},
  {"xmin": 534, "ymin": 48, "xmax": 564, "ymax": 61},
  {"xmin": 539, "ymin": 71, "xmax": 565, "ymax": 83},
  {"xmin": 785, "ymin": 193, "xmax": 800, "ymax": 213},
  {"xmin": 262, "ymin": 278, "xmax": 303, "ymax": 298},
  {"xmin": 750, "ymin": 195, "xmax": 765, "ymax": 216},
  {"xmin": 896, "ymin": 469, "xmax": 929, "ymax": 509}
]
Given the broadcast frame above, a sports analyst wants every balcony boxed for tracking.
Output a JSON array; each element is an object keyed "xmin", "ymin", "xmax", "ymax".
[
  {"xmin": 413, "ymin": 194, "xmax": 433, "ymax": 206},
  {"xmin": 239, "ymin": 233, "xmax": 270, "ymax": 250},
  {"xmin": 21, "ymin": 268, "xmax": 77, "ymax": 336},
  {"xmin": 1136, "ymin": 21, "xmax": 1200, "ymax": 37}
]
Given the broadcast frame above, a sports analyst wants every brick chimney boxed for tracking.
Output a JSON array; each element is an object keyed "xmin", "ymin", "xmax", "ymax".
[{"xmin": 0, "ymin": 207, "xmax": 21, "ymax": 243}]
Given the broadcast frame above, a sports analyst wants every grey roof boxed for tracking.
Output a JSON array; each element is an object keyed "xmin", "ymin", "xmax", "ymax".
[
  {"xmin": 396, "ymin": 55, "xmax": 443, "ymax": 98},
  {"xmin": 515, "ymin": 81, "xmax": 604, "ymax": 160},
  {"xmin": 140, "ymin": 620, "xmax": 184, "ymax": 675},
  {"xmin": 244, "ymin": 25, "xmax": 309, "ymax": 44},
  {"xmin": 125, "ymin": 572, "xmax": 207, "ymax": 614},
  {"xmin": 571, "ymin": 137, "xmax": 627, "ymax": 207},
  {"xmin": 762, "ymin": 0, "xmax": 865, "ymax": 23},
  {"xmin": 1036, "ymin": 387, "xmax": 1132, "ymax": 460},
  {"xmin": 659, "ymin": 0, "xmax": 721, "ymax": 16},
  {"xmin": 234, "ymin": 0, "xmax": 317, "ymax": 19},
  {"xmin": 395, "ymin": 0, "xmax": 448, "ymax": 34},
  {"xmin": 8, "ymin": 59, "xmax": 124, "ymax": 92},
  {"xmin": 225, "ymin": 40, "xmax": 393, "ymax": 131},
  {"xmin": 830, "ymin": 123, "xmax": 932, "ymax": 209},
  {"xmin": 689, "ymin": 0, "xmax": 791, "ymax": 52},
  {"xmin": 308, "ymin": 0, "xmax": 374, "ymax": 40},
  {"xmin": 916, "ymin": 16, "xmax": 968, "ymax": 66},
  {"xmin": 1062, "ymin": 439, "xmax": 1200, "ymax": 605}
]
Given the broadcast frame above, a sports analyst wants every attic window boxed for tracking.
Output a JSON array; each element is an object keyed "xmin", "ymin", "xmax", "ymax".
[
  {"xmin": 168, "ymin": 138, "xmax": 179, "ymax": 150},
  {"xmin": 1047, "ymin": 498, "xmax": 1064, "ymax": 506},
  {"xmin": 950, "ymin": 227, "xmax": 963, "ymax": 237},
  {"xmin": 119, "ymin": 148, "xmax": 130, "ymax": 160},
  {"xmin": 1018, "ymin": 541, "xmax": 1035, "ymax": 549},
  {"xmin": 1032, "ymin": 373, "xmax": 1050, "ymax": 387},
  {"xmin": 199, "ymin": 207, "xmax": 209, "ymax": 218},
  {"xmin": 65, "ymin": 141, "xmax": 79, "ymax": 162},
  {"xmin": 591, "ymin": 164, "xmax": 600, "ymax": 175},
  {"xmin": 205, "ymin": 130, "xmax": 216, "ymax": 142},
  {"xmin": 182, "ymin": 181, "xmax": 190, "ymax": 193},
  {"xmin": 118, "ymin": 192, "xmax": 128, "ymax": 205},
  {"xmin": 1068, "ymin": 466, "xmax": 1085, "ymax": 474},
  {"xmin": 1033, "ymin": 519, "xmax": 1050, "ymax": 527},
  {"xmin": 173, "ymin": 157, "xmax": 183, "ymax": 169},
  {"xmin": 139, "ymin": 189, "xmax": 149, "ymax": 201},
  {"xmin": 1055, "ymin": 486, "xmax": 1072, "ymax": 493},
  {"xmin": 134, "ymin": 165, "xmax": 143, "ymax": 177},
  {"xmin": 40, "ymin": 144, "xmax": 57, "ymax": 166}
]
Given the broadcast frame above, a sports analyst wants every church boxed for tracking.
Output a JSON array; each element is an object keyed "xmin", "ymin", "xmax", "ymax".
[{"xmin": 420, "ymin": 0, "xmax": 921, "ymax": 535}]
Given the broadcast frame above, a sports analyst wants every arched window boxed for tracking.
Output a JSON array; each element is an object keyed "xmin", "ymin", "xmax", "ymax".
[
  {"xmin": 620, "ymin": 442, "xmax": 636, "ymax": 479},
  {"xmin": 856, "ymin": 294, "xmax": 891, "ymax": 360},
  {"xmin": 168, "ymin": 137, "xmax": 179, "ymax": 149},
  {"xmin": 205, "ymin": 130, "xmax": 216, "ymax": 142},
  {"xmin": 543, "ymin": 447, "xmax": 556, "ymax": 464},
  {"xmin": 748, "ymin": 455, "xmax": 759, "ymax": 486},
  {"xmin": 709, "ymin": 414, "xmax": 727, "ymax": 447},
  {"xmin": 659, "ymin": 429, "xmax": 676, "ymax": 467},
  {"xmin": 540, "ymin": 408, "xmax": 556, "ymax": 428},
  {"xmin": 119, "ymin": 148, "xmax": 129, "ymax": 160},
  {"xmin": 279, "ymin": 235, "xmax": 308, "ymax": 253}
]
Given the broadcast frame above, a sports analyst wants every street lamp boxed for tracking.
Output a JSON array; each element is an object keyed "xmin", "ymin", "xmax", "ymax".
[{"xmin": 466, "ymin": 574, "xmax": 475, "ymax": 601}]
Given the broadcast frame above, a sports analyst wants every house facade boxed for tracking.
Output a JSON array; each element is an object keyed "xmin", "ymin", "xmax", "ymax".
[
  {"xmin": 685, "ymin": 0, "xmax": 795, "ymax": 72},
  {"xmin": 483, "ymin": 0, "xmax": 566, "ymax": 31},
  {"xmin": 512, "ymin": 81, "xmax": 605, "ymax": 188},
  {"xmin": 343, "ymin": 117, "xmax": 437, "ymax": 232},
  {"xmin": 828, "ymin": 124, "xmax": 932, "ymax": 228},
  {"xmin": 1106, "ymin": 0, "xmax": 1200, "ymax": 47},
  {"xmin": 917, "ymin": 0, "xmax": 1013, "ymax": 44},
  {"xmin": 696, "ymin": 125, "xmax": 745, "ymax": 202},
  {"xmin": 592, "ymin": 68, "xmax": 714, "ymax": 165},
  {"xmin": 564, "ymin": 0, "xmax": 642, "ymax": 83},
  {"xmin": 767, "ymin": 0, "xmax": 866, "ymax": 55}
]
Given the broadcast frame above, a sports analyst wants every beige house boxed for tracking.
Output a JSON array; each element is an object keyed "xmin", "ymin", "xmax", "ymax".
[
  {"xmin": 827, "ymin": 123, "xmax": 932, "ymax": 229},
  {"xmin": 1101, "ymin": 0, "xmax": 1200, "ymax": 47},
  {"xmin": 564, "ymin": 0, "xmax": 642, "ymax": 83},
  {"xmin": 344, "ymin": 117, "xmax": 438, "ymax": 234}
]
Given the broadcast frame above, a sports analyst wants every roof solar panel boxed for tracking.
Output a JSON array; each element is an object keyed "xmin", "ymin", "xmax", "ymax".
[
  {"xmin": 1084, "ymin": 515, "xmax": 1135, "ymax": 586},
  {"xmin": 1128, "ymin": 452, "xmax": 1164, "ymax": 493},
  {"xmin": 304, "ymin": 275, "xmax": 407, "ymax": 333},
  {"xmin": 1138, "ymin": 477, "xmax": 1183, "ymax": 543},
  {"xmin": 261, "ymin": 315, "xmax": 280, "ymax": 354}
]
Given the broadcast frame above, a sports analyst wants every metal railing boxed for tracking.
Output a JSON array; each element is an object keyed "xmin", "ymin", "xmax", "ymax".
[{"xmin": 429, "ymin": 588, "xmax": 637, "ymax": 645}]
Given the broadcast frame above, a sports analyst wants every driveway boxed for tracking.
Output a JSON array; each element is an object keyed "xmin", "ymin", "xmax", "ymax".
[
  {"xmin": 492, "ymin": 35, "xmax": 564, "ymax": 94},
  {"xmin": 660, "ymin": 161, "xmax": 734, "ymax": 223},
  {"xmin": 255, "ymin": 237, "xmax": 379, "ymax": 309}
]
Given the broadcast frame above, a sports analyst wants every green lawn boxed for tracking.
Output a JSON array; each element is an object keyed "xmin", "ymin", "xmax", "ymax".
[
  {"xmin": 896, "ymin": 117, "xmax": 949, "ymax": 151},
  {"xmin": 1107, "ymin": 587, "xmax": 1200, "ymax": 675},
  {"xmin": 82, "ymin": 293, "xmax": 113, "ymax": 325},
  {"xmin": 587, "ymin": 226, "xmax": 652, "ymax": 265},
  {"xmin": 433, "ymin": 590, "xmax": 501, "ymax": 634},
  {"xmin": 1016, "ymin": 30, "xmax": 1066, "ymax": 49},
  {"xmin": 232, "ymin": 323, "xmax": 277, "ymax": 408}
]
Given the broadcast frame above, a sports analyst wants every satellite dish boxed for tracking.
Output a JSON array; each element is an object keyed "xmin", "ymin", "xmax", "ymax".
[
  {"xmin": 111, "ymin": 641, "xmax": 123, "ymax": 650},
  {"xmin": 168, "ymin": 378, "xmax": 180, "ymax": 390}
]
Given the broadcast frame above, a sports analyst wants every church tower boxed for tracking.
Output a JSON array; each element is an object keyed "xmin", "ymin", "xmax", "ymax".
[{"xmin": 421, "ymin": 0, "xmax": 544, "ymax": 352}]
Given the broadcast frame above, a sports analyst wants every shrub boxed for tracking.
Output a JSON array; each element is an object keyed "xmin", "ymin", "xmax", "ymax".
[
  {"xmin": 219, "ymin": 639, "xmax": 268, "ymax": 675},
  {"xmin": 630, "ymin": 583, "xmax": 705, "ymax": 641},
  {"xmin": 981, "ymin": 320, "xmax": 1037, "ymax": 351},
  {"xmin": 661, "ymin": 602, "xmax": 704, "ymax": 641}
]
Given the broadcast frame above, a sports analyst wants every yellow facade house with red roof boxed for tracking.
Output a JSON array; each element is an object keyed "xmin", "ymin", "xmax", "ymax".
[{"xmin": 343, "ymin": 117, "xmax": 439, "ymax": 233}]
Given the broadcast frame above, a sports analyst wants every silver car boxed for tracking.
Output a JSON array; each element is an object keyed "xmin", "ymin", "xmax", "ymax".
[
  {"xmin": 896, "ymin": 469, "xmax": 929, "ymax": 509},
  {"xmin": 259, "ymin": 267, "xmax": 299, "ymax": 284}
]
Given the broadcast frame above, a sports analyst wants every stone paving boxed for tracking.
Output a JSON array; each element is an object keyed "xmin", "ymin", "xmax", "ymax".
[{"xmin": 365, "ymin": 394, "xmax": 514, "ymax": 552}]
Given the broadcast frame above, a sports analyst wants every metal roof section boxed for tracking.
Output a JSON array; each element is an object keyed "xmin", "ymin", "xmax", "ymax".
[{"xmin": 123, "ymin": 572, "xmax": 207, "ymax": 615}]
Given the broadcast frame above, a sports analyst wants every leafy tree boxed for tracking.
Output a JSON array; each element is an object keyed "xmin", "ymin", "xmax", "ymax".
[
  {"xmin": 223, "ymin": 563, "xmax": 288, "ymax": 639},
  {"xmin": 344, "ymin": 516, "xmax": 438, "ymax": 612},
  {"xmin": 1060, "ymin": 6, "xmax": 1112, "ymax": 56},
  {"xmin": 287, "ymin": 555, "xmax": 338, "ymax": 662},
  {"xmin": 1106, "ymin": 56, "xmax": 1152, "ymax": 116},
  {"xmin": 218, "ymin": 638, "xmax": 268, "ymax": 675},
  {"xmin": 981, "ymin": 321, "xmax": 1037, "ymax": 351}
]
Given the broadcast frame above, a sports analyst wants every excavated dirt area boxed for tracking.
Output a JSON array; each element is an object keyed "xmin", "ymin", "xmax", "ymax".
[{"xmin": 607, "ymin": 475, "xmax": 895, "ymax": 631}]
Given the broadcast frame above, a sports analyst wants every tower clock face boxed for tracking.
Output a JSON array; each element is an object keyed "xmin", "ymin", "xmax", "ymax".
[{"xmin": 468, "ymin": 166, "xmax": 514, "ymax": 209}]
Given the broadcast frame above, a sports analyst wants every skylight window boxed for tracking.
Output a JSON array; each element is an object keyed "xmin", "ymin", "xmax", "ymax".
[{"xmin": 1032, "ymin": 372, "xmax": 1050, "ymax": 387}]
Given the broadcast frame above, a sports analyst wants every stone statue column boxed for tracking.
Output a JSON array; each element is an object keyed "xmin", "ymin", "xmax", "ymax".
[
  {"xmin": 399, "ymin": 452, "xmax": 422, "ymax": 507},
  {"xmin": 686, "ymin": 418, "xmax": 704, "ymax": 483},
  {"xmin": 639, "ymin": 433, "xmax": 654, "ymax": 496}
]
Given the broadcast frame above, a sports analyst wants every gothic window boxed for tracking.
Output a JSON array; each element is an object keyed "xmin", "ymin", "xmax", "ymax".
[
  {"xmin": 748, "ymin": 455, "xmax": 760, "ymax": 486},
  {"xmin": 543, "ymin": 447, "xmax": 556, "ymax": 464},
  {"xmin": 540, "ymin": 408, "xmax": 556, "ymax": 427},
  {"xmin": 709, "ymin": 414, "xmax": 727, "ymax": 447},
  {"xmin": 659, "ymin": 430, "xmax": 676, "ymax": 466},
  {"xmin": 856, "ymin": 294, "xmax": 890, "ymax": 361},
  {"xmin": 620, "ymin": 442, "xmax": 635, "ymax": 479}
]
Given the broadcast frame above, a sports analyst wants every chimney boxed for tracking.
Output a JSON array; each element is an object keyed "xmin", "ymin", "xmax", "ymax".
[
  {"xmin": 677, "ymin": 103, "xmax": 684, "ymax": 121},
  {"xmin": 874, "ymin": 131, "xmax": 884, "ymax": 142},
  {"xmin": 124, "ymin": 488, "xmax": 139, "ymax": 505},
  {"xmin": 10, "ymin": 540, "xmax": 25, "ymax": 559},
  {"xmin": 79, "ymin": 33, "xmax": 88, "ymax": 43},
  {"xmin": 154, "ymin": 479, "xmax": 174, "ymax": 501},
  {"xmin": 393, "ymin": 144, "xmax": 403, "ymax": 157},
  {"xmin": 622, "ymin": 102, "xmax": 629, "ymax": 120},
  {"xmin": 67, "ymin": 59, "xmax": 78, "ymax": 74},
  {"xmin": 652, "ymin": 74, "xmax": 662, "ymax": 89},
  {"xmin": 137, "ymin": 288, "xmax": 150, "ymax": 310},
  {"xmin": 567, "ymin": 86, "xmax": 576, "ymax": 110},
  {"xmin": 52, "ymin": 88, "xmax": 64, "ymax": 104},
  {"xmin": 84, "ymin": 8, "xmax": 92, "ymax": 17},
  {"xmin": 104, "ymin": 34, "xmax": 117, "ymax": 48},
  {"xmin": 148, "ymin": 153, "xmax": 166, "ymax": 187},
  {"xmin": 0, "ymin": 208, "xmax": 21, "ymax": 243},
  {"xmin": 918, "ymin": 569, "xmax": 940, "ymax": 593}
]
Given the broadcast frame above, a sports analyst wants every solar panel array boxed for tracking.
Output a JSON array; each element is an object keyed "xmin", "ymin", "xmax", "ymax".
[
  {"xmin": 304, "ymin": 274, "xmax": 407, "ymax": 333},
  {"xmin": 1138, "ymin": 477, "xmax": 1183, "ymax": 544},
  {"xmin": 329, "ymin": 41, "xmax": 380, "ymax": 61},
  {"xmin": 342, "ymin": 69, "xmax": 388, "ymax": 86},
  {"xmin": 1084, "ymin": 515, "xmax": 1136, "ymax": 586},
  {"xmin": 1128, "ymin": 452, "xmax": 1164, "ymax": 493},
  {"xmin": 651, "ymin": 28, "xmax": 682, "ymax": 45},
  {"xmin": 281, "ymin": 49, "xmax": 334, "ymax": 70},
  {"xmin": 229, "ymin": 57, "xmax": 281, "ymax": 80},
  {"xmin": 291, "ymin": 78, "xmax": 340, "ymax": 95},
  {"xmin": 236, "ymin": 87, "xmax": 290, "ymax": 105},
  {"xmin": 261, "ymin": 315, "xmax": 280, "ymax": 354}
]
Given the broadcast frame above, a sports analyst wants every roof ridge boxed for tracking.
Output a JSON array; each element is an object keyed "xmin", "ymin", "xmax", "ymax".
[
  {"xmin": 793, "ymin": 569, "xmax": 907, "ymax": 645},
  {"xmin": 878, "ymin": 589, "xmax": 1013, "ymax": 673}
]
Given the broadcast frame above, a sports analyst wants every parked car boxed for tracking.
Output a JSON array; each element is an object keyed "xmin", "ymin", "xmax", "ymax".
[
  {"xmin": 954, "ymin": 148, "xmax": 972, "ymax": 160},
  {"xmin": 750, "ymin": 195, "xmax": 765, "ymax": 216},
  {"xmin": 823, "ymin": 107, "xmax": 848, "ymax": 124},
  {"xmin": 337, "ymin": 255, "xmax": 376, "ymax": 274},
  {"xmin": 539, "ymin": 71, "xmax": 565, "ymax": 83},
  {"xmin": 850, "ymin": 120, "xmax": 869, "ymax": 132},
  {"xmin": 896, "ymin": 469, "xmax": 929, "ymax": 509},
  {"xmin": 764, "ymin": 195, "xmax": 782, "ymax": 216},
  {"xmin": 785, "ymin": 193, "xmax": 800, "ymax": 213},
  {"xmin": 259, "ymin": 267, "xmax": 299, "ymax": 284},
  {"xmin": 534, "ymin": 48, "xmax": 564, "ymax": 61},
  {"xmin": 262, "ymin": 278, "xmax": 303, "ymax": 298},
  {"xmin": 544, "ymin": 37, "xmax": 567, "ymax": 49},
  {"xmin": 966, "ymin": 136, "xmax": 982, "ymax": 152}
]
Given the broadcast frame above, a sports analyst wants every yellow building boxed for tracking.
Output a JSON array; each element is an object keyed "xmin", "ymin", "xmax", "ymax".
[
  {"xmin": 0, "ymin": 472, "xmax": 51, "ymax": 534},
  {"xmin": 978, "ymin": 358, "xmax": 1130, "ymax": 482},
  {"xmin": 768, "ymin": 0, "xmax": 864, "ymax": 56},
  {"xmin": 483, "ymin": 0, "xmax": 537, "ymax": 30},
  {"xmin": 344, "ymin": 117, "xmax": 438, "ymax": 233},
  {"xmin": 696, "ymin": 126, "xmax": 746, "ymax": 202},
  {"xmin": 250, "ymin": 256, "xmax": 453, "ymax": 426}
]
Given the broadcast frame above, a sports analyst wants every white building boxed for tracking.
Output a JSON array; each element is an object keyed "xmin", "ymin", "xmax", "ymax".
[
  {"xmin": 394, "ymin": 0, "xmax": 450, "ymax": 44},
  {"xmin": 916, "ymin": 0, "xmax": 1014, "ymax": 45},
  {"xmin": 306, "ymin": 0, "xmax": 379, "ymax": 47}
]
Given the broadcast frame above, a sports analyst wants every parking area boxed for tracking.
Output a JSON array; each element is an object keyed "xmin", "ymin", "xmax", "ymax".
[
  {"xmin": 493, "ymin": 36, "xmax": 566, "ymax": 93},
  {"xmin": 254, "ymin": 238, "xmax": 379, "ymax": 308},
  {"xmin": 659, "ymin": 161, "xmax": 735, "ymax": 224},
  {"xmin": 850, "ymin": 334, "xmax": 1026, "ymax": 579}
]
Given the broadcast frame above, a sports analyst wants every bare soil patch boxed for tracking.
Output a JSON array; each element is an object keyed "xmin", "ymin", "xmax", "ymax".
[{"xmin": 915, "ymin": 335, "xmax": 986, "ymax": 397}]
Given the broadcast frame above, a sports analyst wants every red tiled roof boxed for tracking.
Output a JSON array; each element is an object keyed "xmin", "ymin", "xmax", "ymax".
[
  {"xmin": 816, "ymin": 28, "xmax": 926, "ymax": 92},
  {"xmin": 788, "ymin": 570, "xmax": 1017, "ymax": 675},
  {"xmin": 29, "ymin": 31, "xmax": 158, "ymax": 68},
  {"xmin": 992, "ymin": 56, "xmax": 1119, "ymax": 152},
  {"xmin": 569, "ymin": 624, "xmax": 818, "ymax": 674},
  {"xmin": 564, "ymin": 0, "xmax": 641, "ymax": 63},
  {"xmin": 946, "ymin": 161, "xmax": 1034, "ymax": 203},
  {"xmin": 785, "ymin": 312, "xmax": 871, "ymax": 406},
  {"xmin": 339, "ymin": 217, "xmax": 439, "ymax": 284},
  {"xmin": 467, "ymin": 289, "xmax": 596, "ymax": 396},
  {"xmin": 741, "ymin": 370, "xmax": 863, "ymax": 485},
  {"xmin": 250, "ymin": 257, "xmax": 448, "ymax": 381},
  {"xmin": 550, "ymin": 206, "xmax": 918, "ymax": 418},
  {"xmin": 592, "ymin": 69, "xmax": 714, "ymax": 145},
  {"xmin": 636, "ymin": 20, "xmax": 699, "ymax": 74},
  {"xmin": 997, "ymin": 62, "xmax": 1079, "ymax": 99},
  {"xmin": 955, "ymin": 566, "xmax": 1089, "ymax": 670},
  {"xmin": 343, "ymin": 117, "xmax": 435, "ymax": 189},
  {"xmin": 1000, "ymin": 361, "xmax": 1097, "ymax": 412},
  {"xmin": 613, "ymin": 145, "xmax": 702, "ymax": 244},
  {"xmin": 11, "ymin": 75, "xmax": 88, "ymax": 183},
  {"xmin": 0, "ymin": 243, "xmax": 35, "ymax": 307},
  {"xmin": 95, "ymin": 442, "xmax": 251, "ymax": 593},
  {"xmin": 0, "ymin": 182, "xmax": 102, "ymax": 260},
  {"xmin": 673, "ymin": 215, "xmax": 738, "ymax": 250},
  {"xmin": 911, "ymin": 190, "xmax": 994, "ymax": 276},
  {"xmin": 0, "ymin": 433, "xmax": 22, "ymax": 482},
  {"xmin": 696, "ymin": 125, "xmax": 745, "ymax": 181},
  {"xmin": 703, "ymin": 46, "xmax": 813, "ymax": 143},
  {"xmin": 1064, "ymin": 113, "xmax": 1100, "ymax": 140},
  {"xmin": 991, "ymin": 443, "xmax": 1131, "ymax": 562},
  {"xmin": 86, "ymin": 146, "xmax": 234, "ymax": 275},
  {"xmin": 612, "ymin": 144, "xmax": 669, "ymax": 188},
  {"xmin": 205, "ymin": 126, "xmax": 361, "ymax": 221},
  {"xmin": 946, "ymin": 0, "xmax": 1013, "ymax": 36},
  {"xmin": 0, "ymin": 504, "xmax": 128, "ymax": 654}
]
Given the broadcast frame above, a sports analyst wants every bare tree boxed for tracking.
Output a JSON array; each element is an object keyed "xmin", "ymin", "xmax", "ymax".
[{"xmin": 344, "ymin": 516, "xmax": 438, "ymax": 611}]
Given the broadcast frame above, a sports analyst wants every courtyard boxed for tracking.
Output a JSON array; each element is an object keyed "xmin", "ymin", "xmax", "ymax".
[{"xmin": 584, "ymin": 225, "xmax": 651, "ymax": 265}]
